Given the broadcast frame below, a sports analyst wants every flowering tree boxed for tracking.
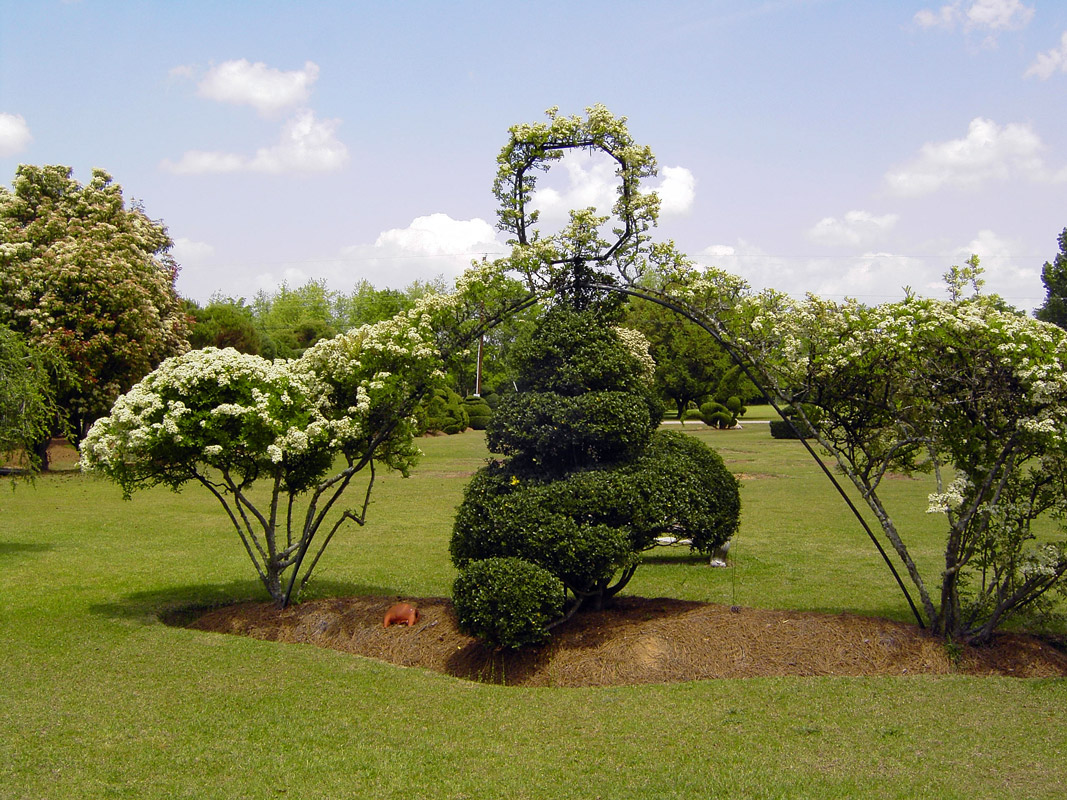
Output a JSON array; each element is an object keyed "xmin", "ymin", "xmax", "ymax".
[
  {"xmin": 633, "ymin": 260, "xmax": 1067, "ymax": 643},
  {"xmin": 83, "ymin": 264, "xmax": 531, "ymax": 607},
  {"xmin": 0, "ymin": 165, "xmax": 189, "ymax": 458}
]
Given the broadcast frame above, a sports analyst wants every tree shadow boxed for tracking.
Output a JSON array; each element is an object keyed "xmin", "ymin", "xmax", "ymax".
[
  {"xmin": 639, "ymin": 549, "xmax": 715, "ymax": 566},
  {"xmin": 89, "ymin": 579, "xmax": 401, "ymax": 627},
  {"xmin": 0, "ymin": 541, "xmax": 53, "ymax": 556}
]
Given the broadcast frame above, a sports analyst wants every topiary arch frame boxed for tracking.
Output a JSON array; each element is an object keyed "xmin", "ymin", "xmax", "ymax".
[{"xmin": 488, "ymin": 106, "xmax": 926, "ymax": 628}]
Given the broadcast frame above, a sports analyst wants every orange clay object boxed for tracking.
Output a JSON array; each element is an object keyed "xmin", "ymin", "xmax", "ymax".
[{"xmin": 383, "ymin": 602, "xmax": 419, "ymax": 628}]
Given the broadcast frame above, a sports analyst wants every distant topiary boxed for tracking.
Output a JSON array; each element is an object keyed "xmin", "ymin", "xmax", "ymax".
[
  {"xmin": 463, "ymin": 395, "xmax": 493, "ymax": 430},
  {"xmin": 699, "ymin": 400, "xmax": 736, "ymax": 429},
  {"xmin": 450, "ymin": 305, "xmax": 740, "ymax": 646},
  {"xmin": 769, "ymin": 404, "xmax": 820, "ymax": 439},
  {"xmin": 724, "ymin": 395, "xmax": 745, "ymax": 416},
  {"xmin": 422, "ymin": 387, "xmax": 469, "ymax": 434}
]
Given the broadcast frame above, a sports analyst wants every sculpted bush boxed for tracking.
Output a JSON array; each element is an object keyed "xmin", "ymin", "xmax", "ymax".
[{"xmin": 450, "ymin": 306, "xmax": 740, "ymax": 645}]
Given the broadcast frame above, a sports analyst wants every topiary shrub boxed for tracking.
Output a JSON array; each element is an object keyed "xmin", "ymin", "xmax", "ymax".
[
  {"xmin": 452, "ymin": 557, "xmax": 565, "ymax": 648},
  {"xmin": 769, "ymin": 404, "xmax": 821, "ymax": 439},
  {"xmin": 451, "ymin": 304, "xmax": 740, "ymax": 646},
  {"xmin": 463, "ymin": 395, "xmax": 493, "ymax": 431},
  {"xmin": 699, "ymin": 400, "xmax": 736, "ymax": 429},
  {"xmin": 422, "ymin": 387, "xmax": 470, "ymax": 434},
  {"xmin": 725, "ymin": 395, "xmax": 746, "ymax": 417}
]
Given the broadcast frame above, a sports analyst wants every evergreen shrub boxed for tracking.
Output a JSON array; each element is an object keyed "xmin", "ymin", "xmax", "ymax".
[{"xmin": 452, "ymin": 557, "xmax": 565, "ymax": 648}]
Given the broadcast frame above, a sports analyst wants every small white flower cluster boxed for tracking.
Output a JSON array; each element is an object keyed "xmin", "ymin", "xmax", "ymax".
[
  {"xmin": 1021, "ymin": 543, "xmax": 1067, "ymax": 580},
  {"xmin": 613, "ymin": 326, "xmax": 656, "ymax": 383},
  {"xmin": 927, "ymin": 475, "xmax": 970, "ymax": 515}
]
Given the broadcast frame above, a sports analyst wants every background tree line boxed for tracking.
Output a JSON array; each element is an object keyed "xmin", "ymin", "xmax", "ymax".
[{"xmin": 2, "ymin": 161, "xmax": 1066, "ymax": 479}]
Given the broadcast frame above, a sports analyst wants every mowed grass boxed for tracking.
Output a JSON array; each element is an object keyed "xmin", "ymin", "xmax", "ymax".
[{"xmin": 2, "ymin": 418, "xmax": 1066, "ymax": 799}]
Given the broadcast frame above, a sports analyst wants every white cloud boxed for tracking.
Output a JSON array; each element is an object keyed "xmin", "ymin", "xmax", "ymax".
[
  {"xmin": 161, "ymin": 150, "xmax": 247, "ymax": 175},
  {"xmin": 1025, "ymin": 31, "xmax": 1067, "ymax": 79},
  {"xmin": 695, "ymin": 240, "xmax": 797, "ymax": 294},
  {"xmin": 914, "ymin": 1, "xmax": 1034, "ymax": 32},
  {"xmin": 196, "ymin": 59, "xmax": 320, "ymax": 116},
  {"xmin": 282, "ymin": 213, "xmax": 512, "ymax": 290},
  {"xmin": 529, "ymin": 153, "xmax": 695, "ymax": 225},
  {"xmin": 951, "ymin": 229, "xmax": 1041, "ymax": 301},
  {"xmin": 172, "ymin": 237, "xmax": 216, "ymax": 262},
  {"xmin": 530, "ymin": 155, "xmax": 617, "ymax": 223},
  {"xmin": 161, "ymin": 110, "xmax": 348, "ymax": 175},
  {"xmin": 655, "ymin": 166, "xmax": 696, "ymax": 215},
  {"xmin": 168, "ymin": 64, "xmax": 196, "ymax": 80},
  {"xmin": 0, "ymin": 113, "xmax": 32, "ymax": 157},
  {"xmin": 698, "ymin": 242, "xmax": 944, "ymax": 302},
  {"xmin": 247, "ymin": 110, "xmax": 348, "ymax": 173},
  {"xmin": 885, "ymin": 117, "xmax": 1062, "ymax": 196},
  {"xmin": 372, "ymin": 213, "xmax": 503, "ymax": 256},
  {"xmin": 807, "ymin": 210, "xmax": 899, "ymax": 247}
]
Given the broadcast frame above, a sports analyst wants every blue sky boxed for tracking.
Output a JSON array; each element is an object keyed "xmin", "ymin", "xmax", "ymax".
[{"xmin": 2, "ymin": 0, "xmax": 1066, "ymax": 310}]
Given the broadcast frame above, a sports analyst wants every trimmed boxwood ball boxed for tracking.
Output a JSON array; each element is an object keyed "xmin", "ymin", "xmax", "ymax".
[
  {"xmin": 452, "ymin": 557, "xmax": 565, "ymax": 649},
  {"xmin": 463, "ymin": 395, "xmax": 492, "ymax": 430}
]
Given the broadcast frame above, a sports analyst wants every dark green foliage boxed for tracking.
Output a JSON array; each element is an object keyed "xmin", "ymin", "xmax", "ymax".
[
  {"xmin": 769, "ymin": 420, "xmax": 802, "ymax": 439},
  {"xmin": 463, "ymin": 396, "xmax": 492, "ymax": 431},
  {"xmin": 699, "ymin": 400, "xmax": 736, "ymax": 429},
  {"xmin": 186, "ymin": 298, "xmax": 266, "ymax": 355},
  {"xmin": 451, "ymin": 430, "xmax": 739, "ymax": 572},
  {"xmin": 622, "ymin": 297, "xmax": 732, "ymax": 420},
  {"xmin": 487, "ymin": 390, "xmax": 659, "ymax": 472},
  {"xmin": 714, "ymin": 364, "xmax": 761, "ymax": 406},
  {"xmin": 0, "ymin": 326, "xmax": 61, "ymax": 475},
  {"xmin": 422, "ymin": 387, "xmax": 469, "ymax": 434},
  {"xmin": 485, "ymin": 305, "xmax": 662, "ymax": 473},
  {"xmin": 769, "ymin": 404, "xmax": 821, "ymax": 439},
  {"xmin": 451, "ymin": 304, "xmax": 740, "ymax": 646},
  {"xmin": 1035, "ymin": 228, "xmax": 1067, "ymax": 329},
  {"xmin": 452, "ymin": 557, "xmax": 565, "ymax": 649},
  {"xmin": 509, "ymin": 307, "xmax": 654, "ymax": 397}
]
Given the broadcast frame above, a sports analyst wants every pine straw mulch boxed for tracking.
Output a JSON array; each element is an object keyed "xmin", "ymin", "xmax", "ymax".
[{"xmin": 187, "ymin": 595, "xmax": 1067, "ymax": 687}]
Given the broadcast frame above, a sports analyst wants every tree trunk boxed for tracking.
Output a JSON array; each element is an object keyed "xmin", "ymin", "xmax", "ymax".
[{"xmin": 33, "ymin": 437, "xmax": 51, "ymax": 472}]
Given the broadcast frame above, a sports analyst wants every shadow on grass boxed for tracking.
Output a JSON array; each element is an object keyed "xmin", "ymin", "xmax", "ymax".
[
  {"xmin": 0, "ymin": 541, "xmax": 54, "ymax": 556},
  {"xmin": 89, "ymin": 579, "xmax": 401, "ymax": 627},
  {"xmin": 639, "ymin": 550, "xmax": 714, "ymax": 566}
]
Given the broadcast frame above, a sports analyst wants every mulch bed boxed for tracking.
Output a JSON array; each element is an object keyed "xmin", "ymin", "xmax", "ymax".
[{"xmin": 187, "ymin": 595, "xmax": 1067, "ymax": 687}]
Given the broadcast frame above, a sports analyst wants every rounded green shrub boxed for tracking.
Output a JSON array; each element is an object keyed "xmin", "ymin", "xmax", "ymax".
[
  {"xmin": 452, "ymin": 557, "xmax": 565, "ymax": 649},
  {"xmin": 769, "ymin": 404, "xmax": 821, "ymax": 439},
  {"xmin": 463, "ymin": 395, "xmax": 493, "ymax": 430}
]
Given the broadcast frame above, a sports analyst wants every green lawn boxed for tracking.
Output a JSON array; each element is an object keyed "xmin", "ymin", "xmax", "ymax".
[{"xmin": 2, "ymin": 422, "xmax": 1065, "ymax": 799}]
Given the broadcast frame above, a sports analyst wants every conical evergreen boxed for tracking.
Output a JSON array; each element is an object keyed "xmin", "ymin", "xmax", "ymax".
[{"xmin": 450, "ymin": 295, "xmax": 740, "ymax": 648}]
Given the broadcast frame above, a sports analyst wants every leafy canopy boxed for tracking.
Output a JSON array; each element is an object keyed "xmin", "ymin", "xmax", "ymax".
[{"xmin": 0, "ymin": 165, "xmax": 188, "ymax": 440}]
